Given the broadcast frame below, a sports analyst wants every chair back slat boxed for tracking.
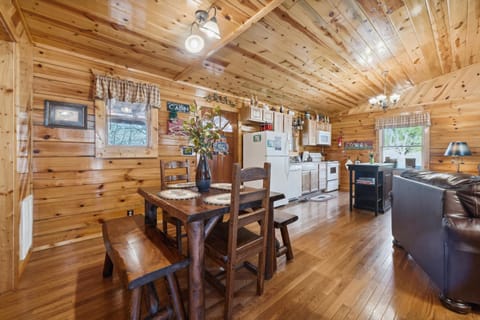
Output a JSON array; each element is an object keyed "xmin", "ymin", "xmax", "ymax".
[{"xmin": 160, "ymin": 159, "xmax": 190, "ymax": 189}]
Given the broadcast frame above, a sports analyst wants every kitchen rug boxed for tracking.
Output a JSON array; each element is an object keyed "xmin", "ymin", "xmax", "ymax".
[{"xmin": 309, "ymin": 194, "xmax": 335, "ymax": 202}]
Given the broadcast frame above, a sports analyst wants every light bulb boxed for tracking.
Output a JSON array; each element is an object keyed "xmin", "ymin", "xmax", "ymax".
[
  {"xmin": 185, "ymin": 34, "xmax": 204, "ymax": 54},
  {"xmin": 200, "ymin": 17, "xmax": 221, "ymax": 39},
  {"xmin": 390, "ymin": 93, "xmax": 400, "ymax": 104}
]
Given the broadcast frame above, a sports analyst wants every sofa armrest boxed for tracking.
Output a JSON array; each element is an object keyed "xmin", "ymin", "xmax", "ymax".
[{"xmin": 443, "ymin": 216, "xmax": 480, "ymax": 253}]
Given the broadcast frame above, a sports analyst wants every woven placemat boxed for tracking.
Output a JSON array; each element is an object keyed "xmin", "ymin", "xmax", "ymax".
[
  {"xmin": 157, "ymin": 189, "xmax": 200, "ymax": 200},
  {"xmin": 166, "ymin": 182, "xmax": 196, "ymax": 189},
  {"xmin": 210, "ymin": 183, "xmax": 244, "ymax": 191},
  {"xmin": 203, "ymin": 193, "xmax": 231, "ymax": 206}
]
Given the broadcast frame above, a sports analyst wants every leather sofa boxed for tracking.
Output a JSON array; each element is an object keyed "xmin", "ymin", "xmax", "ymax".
[{"xmin": 392, "ymin": 170, "xmax": 480, "ymax": 313}]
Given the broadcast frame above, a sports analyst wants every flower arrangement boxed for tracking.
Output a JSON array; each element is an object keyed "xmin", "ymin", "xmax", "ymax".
[{"xmin": 182, "ymin": 103, "xmax": 221, "ymax": 159}]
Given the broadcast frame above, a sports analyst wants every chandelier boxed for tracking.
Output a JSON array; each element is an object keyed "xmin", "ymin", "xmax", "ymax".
[
  {"xmin": 368, "ymin": 71, "xmax": 400, "ymax": 110},
  {"xmin": 185, "ymin": 6, "xmax": 221, "ymax": 54}
]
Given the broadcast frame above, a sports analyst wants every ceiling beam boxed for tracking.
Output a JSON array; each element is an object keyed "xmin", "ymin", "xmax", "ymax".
[{"xmin": 173, "ymin": 0, "xmax": 285, "ymax": 81}]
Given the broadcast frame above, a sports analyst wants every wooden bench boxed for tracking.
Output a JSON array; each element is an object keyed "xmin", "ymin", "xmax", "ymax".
[
  {"xmin": 102, "ymin": 215, "xmax": 189, "ymax": 320},
  {"xmin": 274, "ymin": 212, "xmax": 298, "ymax": 261}
]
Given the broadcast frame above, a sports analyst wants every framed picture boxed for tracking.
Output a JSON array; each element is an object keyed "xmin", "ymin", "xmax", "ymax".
[{"xmin": 44, "ymin": 100, "xmax": 87, "ymax": 129}]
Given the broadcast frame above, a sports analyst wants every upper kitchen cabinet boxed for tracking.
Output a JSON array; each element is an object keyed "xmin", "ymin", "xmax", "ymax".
[
  {"xmin": 241, "ymin": 106, "xmax": 273, "ymax": 124},
  {"xmin": 273, "ymin": 112, "xmax": 284, "ymax": 132},
  {"xmin": 303, "ymin": 119, "xmax": 332, "ymax": 146},
  {"xmin": 302, "ymin": 119, "xmax": 317, "ymax": 146}
]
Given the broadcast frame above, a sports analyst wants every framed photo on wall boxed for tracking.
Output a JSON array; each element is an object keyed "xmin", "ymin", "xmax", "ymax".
[{"xmin": 44, "ymin": 100, "xmax": 87, "ymax": 129}]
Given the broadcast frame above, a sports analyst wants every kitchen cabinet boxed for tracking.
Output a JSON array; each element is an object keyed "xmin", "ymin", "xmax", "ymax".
[
  {"xmin": 263, "ymin": 109, "xmax": 274, "ymax": 123},
  {"xmin": 241, "ymin": 106, "xmax": 274, "ymax": 123},
  {"xmin": 319, "ymin": 162, "xmax": 327, "ymax": 190},
  {"xmin": 283, "ymin": 114, "xmax": 293, "ymax": 136},
  {"xmin": 348, "ymin": 163, "xmax": 394, "ymax": 216},
  {"xmin": 302, "ymin": 119, "xmax": 317, "ymax": 146},
  {"xmin": 241, "ymin": 106, "xmax": 263, "ymax": 123},
  {"xmin": 273, "ymin": 112, "xmax": 283, "ymax": 132},
  {"xmin": 301, "ymin": 163, "xmax": 319, "ymax": 194}
]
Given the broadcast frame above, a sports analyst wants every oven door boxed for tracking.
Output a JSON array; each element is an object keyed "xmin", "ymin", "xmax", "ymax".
[{"xmin": 327, "ymin": 162, "xmax": 339, "ymax": 181}]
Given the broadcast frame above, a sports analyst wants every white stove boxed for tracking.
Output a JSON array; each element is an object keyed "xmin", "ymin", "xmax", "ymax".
[{"xmin": 325, "ymin": 161, "xmax": 339, "ymax": 192}]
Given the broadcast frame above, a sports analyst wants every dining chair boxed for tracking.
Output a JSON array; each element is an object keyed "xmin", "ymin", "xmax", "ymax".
[
  {"xmin": 102, "ymin": 214, "xmax": 189, "ymax": 320},
  {"xmin": 160, "ymin": 159, "xmax": 190, "ymax": 253},
  {"xmin": 204, "ymin": 162, "xmax": 271, "ymax": 320}
]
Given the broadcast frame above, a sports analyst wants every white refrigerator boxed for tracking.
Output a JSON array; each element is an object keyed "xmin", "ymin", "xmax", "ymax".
[{"xmin": 243, "ymin": 131, "xmax": 289, "ymax": 207}]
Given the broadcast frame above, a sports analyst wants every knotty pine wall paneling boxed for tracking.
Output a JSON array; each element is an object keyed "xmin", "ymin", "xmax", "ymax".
[
  {"xmin": 327, "ymin": 63, "xmax": 480, "ymax": 191},
  {"xmin": 0, "ymin": 0, "xmax": 33, "ymax": 293},
  {"xmin": 31, "ymin": 45, "xmax": 242, "ymax": 250}
]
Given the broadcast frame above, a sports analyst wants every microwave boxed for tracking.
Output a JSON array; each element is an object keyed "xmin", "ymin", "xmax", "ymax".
[{"xmin": 316, "ymin": 130, "xmax": 331, "ymax": 145}]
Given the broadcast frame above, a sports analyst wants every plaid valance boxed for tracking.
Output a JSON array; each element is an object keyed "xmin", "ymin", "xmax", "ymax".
[
  {"xmin": 375, "ymin": 112, "xmax": 430, "ymax": 130},
  {"xmin": 95, "ymin": 75, "xmax": 161, "ymax": 108}
]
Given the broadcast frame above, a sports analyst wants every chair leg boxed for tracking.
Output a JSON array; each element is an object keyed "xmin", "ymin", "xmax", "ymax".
[
  {"xmin": 166, "ymin": 273, "xmax": 186, "ymax": 320},
  {"xmin": 103, "ymin": 253, "xmax": 113, "ymax": 277},
  {"xmin": 175, "ymin": 221, "xmax": 183, "ymax": 254},
  {"xmin": 280, "ymin": 226, "xmax": 294, "ymax": 260},
  {"xmin": 224, "ymin": 261, "xmax": 235, "ymax": 320},
  {"xmin": 129, "ymin": 287, "xmax": 142, "ymax": 320},
  {"xmin": 257, "ymin": 250, "xmax": 266, "ymax": 296}
]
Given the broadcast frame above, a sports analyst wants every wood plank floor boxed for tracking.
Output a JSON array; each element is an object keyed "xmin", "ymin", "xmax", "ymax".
[{"xmin": 1, "ymin": 191, "xmax": 479, "ymax": 319}]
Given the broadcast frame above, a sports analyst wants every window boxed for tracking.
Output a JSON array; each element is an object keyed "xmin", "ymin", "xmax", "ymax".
[
  {"xmin": 380, "ymin": 126, "xmax": 426, "ymax": 169},
  {"xmin": 376, "ymin": 112, "xmax": 430, "ymax": 169},
  {"xmin": 94, "ymin": 75, "xmax": 160, "ymax": 158},
  {"xmin": 95, "ymin": 99, "xmax": 158, "ymax": 158},
  {"xmin": 107, "ymin": 99, "xmax": 148, "ymax": 146}
]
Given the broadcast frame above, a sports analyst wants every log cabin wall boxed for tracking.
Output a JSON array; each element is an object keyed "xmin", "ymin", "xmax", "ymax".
[
  {"xmin": 327, "ymin": 63, "xmax": 480, "ymax": 191},
  {"xmin": 0, "ymin": 1, "xmax": 33, "ymax": 293},
  {"xmin": 31, "ymin": 44, "xmax": 243, "ymax": 251}
]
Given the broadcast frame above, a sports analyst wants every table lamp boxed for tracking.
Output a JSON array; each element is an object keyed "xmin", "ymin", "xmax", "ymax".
[{"xmin": 444, "ymin": 141, "xmax": 471, "ymax": 172}]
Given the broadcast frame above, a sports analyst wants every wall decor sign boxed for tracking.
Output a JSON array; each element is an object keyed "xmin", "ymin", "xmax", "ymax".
[
  {"xmin": 204, "ymin": 93, "xmax": 236, "ymax": 107},
  {"xmin": 213, "ymin": 141, "xmax": 229, "ymax": 154},
  {"xmin": 344, "ymin": 140, "xmax": 374, "ymax": 150},
  {"xmin": 44, "ymin": 100, "xmax": 87, "ymax": 129},
  {"xmin": 167, "ymin": 118, "xmax": 187, "ymax": 136},
  {"xmin": 180, "ymin": 146, "xmax": 194, "ymax": 156},
  {"xmin": 167, "ymin": 101, "xmax": 190, "ymax": 113}
]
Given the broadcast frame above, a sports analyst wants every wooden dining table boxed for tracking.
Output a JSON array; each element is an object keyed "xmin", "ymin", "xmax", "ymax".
[{"xmin": 137, "ymin": 186, "xmax": 284, "ymax": 320}]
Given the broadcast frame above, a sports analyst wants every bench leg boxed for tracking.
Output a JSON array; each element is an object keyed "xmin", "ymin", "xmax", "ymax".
[
  {"xmin": 103, "ymin": 253, "xmax": 113, "ymax": 277},
  {"xmin": 162, "ymin": 212, "xmax": 169, "ymax": 236},
  {"xmin": 129, "ymin": 287, "xmax": 142, "ymax": 320},
  {"xmin": 280, "ymin": 226, "xmax": 294, "ymax": 260},
  {"xmin": 166, "ymin": 273, "xmax": 186, "ymax": 320},
  {"xmin": 144, "ymin": 282, "xmax": 159, "ymax": 316}
]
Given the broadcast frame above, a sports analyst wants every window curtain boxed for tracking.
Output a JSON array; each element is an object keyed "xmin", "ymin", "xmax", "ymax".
[
  {"xmin": 94, "ymin": 75, "xmax": 161, "ymax": 108},
  {"xmin": 375, "ymin": 112, "xmax": 430, "ymax": 130}
]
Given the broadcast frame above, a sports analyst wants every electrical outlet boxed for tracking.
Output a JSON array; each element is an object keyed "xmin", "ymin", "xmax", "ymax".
[{"xmin": 127, "ymin": 209, "xmax": 134, "ymax": 216}]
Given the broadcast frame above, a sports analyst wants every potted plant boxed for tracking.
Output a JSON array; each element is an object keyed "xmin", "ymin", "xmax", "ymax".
[{"xmin": 183, "ymin": 103, "xmax": 221, "ymax": 192}]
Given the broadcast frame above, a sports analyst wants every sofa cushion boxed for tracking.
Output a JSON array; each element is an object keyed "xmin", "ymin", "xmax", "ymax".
[
  {"xmin": 443, "ymin": 216, "xmax": 480, "ymax": 252},
  {"xmin": 400, "ymin": 170, "xmax": 480, "ymax": 189},
  {"xmin": 456, "ymin": 184, "xmax": 480, "ymax": 218}
]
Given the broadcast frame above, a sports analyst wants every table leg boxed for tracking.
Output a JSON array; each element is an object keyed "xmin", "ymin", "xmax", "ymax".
[
  {"xmin": 265, "ymin": 198, "xmax": 276, "ymax": 280},
  {"xmin": 144, "ymin": 200, "xmax": 157, "ymax": 226},
  {"xmin": 187, "ymin": 220, "xmax": 205, "ymax": 320}
]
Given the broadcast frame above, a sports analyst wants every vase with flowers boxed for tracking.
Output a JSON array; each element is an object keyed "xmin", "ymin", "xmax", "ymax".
[{"xmin": 183, "ymin": 103, "xmax": 221, "ymax": 192}]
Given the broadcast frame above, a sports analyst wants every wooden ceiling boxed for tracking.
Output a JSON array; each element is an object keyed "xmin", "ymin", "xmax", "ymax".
[{"xmin": 17, "ymin": 0, "xmax": 480, "ymax": 115}]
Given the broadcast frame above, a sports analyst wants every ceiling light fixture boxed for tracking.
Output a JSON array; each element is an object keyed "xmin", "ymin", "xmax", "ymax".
[
  {"xmin": 185, "ymin": 6, "xmax": 221, "ymax": 54},
  {"xmin": 368, "ymin": 71, "xmax": 400, "ymax": 110}
]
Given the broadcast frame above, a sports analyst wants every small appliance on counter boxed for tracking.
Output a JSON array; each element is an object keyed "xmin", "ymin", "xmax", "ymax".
[{"xmin": 301, "ymin": 151, "xmax": 311, "ymax": 162}]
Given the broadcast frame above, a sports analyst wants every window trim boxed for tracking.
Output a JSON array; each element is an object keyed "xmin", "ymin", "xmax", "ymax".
[
  {"xmin": 94, "ymin": 99, "xmax": 158, "ymax": 158},
  {"xmin": 377, "ymin": 126, "xmax": 430, "ymax": 169}
]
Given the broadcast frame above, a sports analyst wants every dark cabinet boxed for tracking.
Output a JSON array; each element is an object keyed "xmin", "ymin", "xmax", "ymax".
[{"xmin": 347, "ymin": 163, "xmax": 394, "ymax": 216}]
